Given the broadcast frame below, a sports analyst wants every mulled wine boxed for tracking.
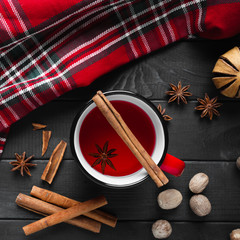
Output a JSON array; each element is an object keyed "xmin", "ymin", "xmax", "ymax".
[{"xmin": 79, "ymin": 100, "xmax": 156, "ymax": 176}]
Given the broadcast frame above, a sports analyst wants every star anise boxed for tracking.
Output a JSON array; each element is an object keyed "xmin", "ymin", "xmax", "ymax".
[
  {"xmin": 10, "ymin": 152, "xmax": 36, "ymax": 176},
  {"xmin": 166, "ymin": 81, "xmax": 192, "ymax": 104},
  {"xmin": 157, "ymin": 104, "xmax": 172, "ymax": 121},
  {"xmin": 88, "ymin": 141, "xmax": 117, "ymax": 174},
  {"xmin": 195, "ymin": 93, "xmax": 222, "ymax": 120}
]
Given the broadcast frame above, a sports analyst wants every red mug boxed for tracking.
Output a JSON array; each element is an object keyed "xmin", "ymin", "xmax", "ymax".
[{"xmin": 70, "ymin": 90, "xmax": 185, "ymax": 188}]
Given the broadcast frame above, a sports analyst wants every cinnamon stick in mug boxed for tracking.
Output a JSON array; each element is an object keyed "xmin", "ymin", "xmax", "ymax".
[
  {"xmin": 92, "ymin": 91, "xmax": 169, "ymax": 187},
  {"xmin": 30, "ymin": 186, "xmax": 117, "ymax": 228},
  {"xmin": 16, "ymin": 193, "xmax": 101, "ymax": 233},
  {"xmin": 23, "ymin": 196, "xmax": 107, "ymax": 236}
]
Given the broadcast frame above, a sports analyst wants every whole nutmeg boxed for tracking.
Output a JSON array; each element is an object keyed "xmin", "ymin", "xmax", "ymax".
[
  {"xmin": 152, "ymin": 220, "xmax": 172, "ymax": 239},
  {"xmin": 236, "ymin": 157, "xmax": 240, "ymax": 170},
  {"xmin": 230, "ymin": 229, "xmax": 240, "ymax": 240},
  {"xmin": 157, "ymin": 189, "xmax": 182, "ymax": 210},
  {"xmin": 189, "ymin": 173, "xmax": 209, "ymax": 193},
  {"xmin": 189, "ymin": 194, "xmax": 211, "ymax": 216}
]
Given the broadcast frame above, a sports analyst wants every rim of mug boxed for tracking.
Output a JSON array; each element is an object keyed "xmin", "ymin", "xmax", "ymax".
[{"xmin": 70, "ymin": 90, "xmax": 168, "ymax": 189}]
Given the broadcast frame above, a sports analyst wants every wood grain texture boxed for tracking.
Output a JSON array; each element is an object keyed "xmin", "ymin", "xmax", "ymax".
[
  {"xmin": 2, "ymin": 160, "xmax": 240, "ymax": 221},
  {"xmin": 58, "ymin": 38, "xmax": 240, "ymax": 101},
  {"xmin": 2, "ymin": 100, "xmax": 240, "ymax": 161},
  {"xmin": 0, "ymin": 220, "xmax": 239, "ymax": 240}
]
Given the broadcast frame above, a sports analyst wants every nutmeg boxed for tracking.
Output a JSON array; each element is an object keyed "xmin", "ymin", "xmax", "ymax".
[
  {"xmin": 157, "ymin": 189, "xmax": 182, "ymax": 210},
  {"xmin": 189, "ymin": 194, "xmax": 211, "ymax": 216},
  {"xmin": 152, "ymin": 220, "xmax": 172, "ymax": 239},
  {"xmin": 189, "ymin": 173, "xmax": 209, "ymax": 193},
  {"xmin": 230, "ymin": 229, "xmax": 240, "ymax": 240},
  {"xmin": 236, "ymin": 157, "xmax": 240, "ymax": 170}
]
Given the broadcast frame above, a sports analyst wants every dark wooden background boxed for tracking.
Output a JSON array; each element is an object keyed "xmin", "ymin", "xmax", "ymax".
[{"xmin": 1, "ymin": 37, "xmax": 240, "ymax": 239}]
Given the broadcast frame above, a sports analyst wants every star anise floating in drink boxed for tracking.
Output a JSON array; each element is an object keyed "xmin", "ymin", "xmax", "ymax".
[
  {"xmin": 10, "ymin": 152, "xmax": 36, "ymax": 176},
  {"xmin": 157, "ymin": 104, "xmax": 172, "ymax": 121},
  {"xmin": 166, "ymin": 81, "xmax": 192, "ymax": 104},
  {"xmin": 195, "ymin": 93, "xmax": 222, "ymax": 120},
  {"xmin": 89, "ymin": 141, "xmax": 117, "ymax": 174}
]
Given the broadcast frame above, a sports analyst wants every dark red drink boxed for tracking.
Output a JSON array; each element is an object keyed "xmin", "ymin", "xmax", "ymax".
[{"xmin": 79, "ymin": 100, "xmax": 156, "ymax": 176}]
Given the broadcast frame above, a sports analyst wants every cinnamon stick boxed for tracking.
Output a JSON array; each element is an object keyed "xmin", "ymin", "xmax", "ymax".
[
  {"xmin": 32, "ymin": 123, "xmax": 47, "ymax": 130},
  {"xmin": 23, "ymin": 196, "xmax": 107, "ymax": 236},
  {"xmin": 31, "ymin": 186, "xmax": 117, "ymax": 228},
  {"xmin": 42, "ymin": 130, "xmax": 51, "ymax": 156},
  {"xmin": 16, "ymin": 193, "xmax": 101, "ymax": 233},
  {"xmin": 41, "ymin": 140, "xmax": 67, "ymax": 184},
  {"xmin": 92, "ymin": 91, "xmax": 169, "ymax": 187}
]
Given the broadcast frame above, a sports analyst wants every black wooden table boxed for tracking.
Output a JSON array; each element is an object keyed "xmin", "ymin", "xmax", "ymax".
[{"xmin": 1, "ymin": 37, "xmax": 240, "ymax": 240}]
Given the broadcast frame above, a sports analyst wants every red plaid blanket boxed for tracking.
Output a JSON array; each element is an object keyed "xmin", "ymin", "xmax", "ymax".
[{"xmin": 0, "ymin": 0, "xmax": 240, "ymax": 157}]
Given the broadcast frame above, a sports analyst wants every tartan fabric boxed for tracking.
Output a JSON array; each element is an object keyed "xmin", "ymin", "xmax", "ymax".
[{"xmin": 0, "ymin": 0, "xmax": 240, "ymax": 157}]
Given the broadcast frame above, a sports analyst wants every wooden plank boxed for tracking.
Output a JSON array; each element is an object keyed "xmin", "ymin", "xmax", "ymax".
[
  {"xmin": 1, "ymin": 160, "xmax": 240, "ymax": 221},
  {"xmin": 0, "ymin": 220, "xmax": 238, "ymax": 240},
  {"xmin": 58, "ymin": 38, "xmax": 240, "ymax": 101},
  {"xmin": 2, "ymin": 100, "xmax": 240, "ymax": 161}
]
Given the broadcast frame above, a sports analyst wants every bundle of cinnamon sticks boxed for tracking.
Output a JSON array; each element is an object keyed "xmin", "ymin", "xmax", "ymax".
[
  {"xmin": 92, "ymin": 91, "xmax": 169, "ymax": 187},
  {"xmin": 16, "ymin": 186, "xmax": 117, "ymax": 236}
]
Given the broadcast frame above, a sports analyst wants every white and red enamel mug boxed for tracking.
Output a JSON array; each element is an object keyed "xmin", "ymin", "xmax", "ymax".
[{"xmin": 70, "ymin": 90, "xmax": 185, "ymax": 188}]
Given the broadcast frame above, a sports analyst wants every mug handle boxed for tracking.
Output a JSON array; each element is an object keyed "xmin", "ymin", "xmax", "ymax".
[{"xmin": 160, "ymin": 153, "xmax": 185, "ymax": 177}]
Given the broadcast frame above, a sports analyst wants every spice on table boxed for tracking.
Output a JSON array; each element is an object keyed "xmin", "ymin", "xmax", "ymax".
[
  {"xmin": 41, "ymin": 140, "xmax": 67, "ymax": 184},
  {"xmin": 157, "ymin": 104, "xmax": 172, "ymax": 121},
  {"xmin": 157, "ymin": 189, "xmax": 182, "ymax": 210},
  {"xmin": 230, "ymin": 229, "xmax": 240, "ymax": 240},
  {"xmin": 88, "ymin": 141, "xmax": 117, "ymax": 174},
  {"xmin": 32, "ymin": 123, "xmax": 47, "ymax": 130},
  {"xmin": 16, "ymin": 193, "xmax": 101, "ymax": 233},
  {"xmin": 10, "ymin": 152, "xmax": 36, "ymax": 176},
  {"xmin": 22, "ymin": 196, "xmax": 107, "ymax": 236},
  {"xmin": 189, "ymin": 194, "xmax": 211, "ymax": 217},
  {"xmin": 195, "ymin": 93, "xmax": 222, "ymax": 120},
  {"xmin": 92, "ymin": 91, "xmax": 168, "ymax": 188},
  {"xmin": 42, "ymin": 130, "xmax": 52, "ymax": 156},
  {"xmin": 166, "ymin": 81, "xmax": 192, "ymax": 104},
  {"xmin": 152, "ymin": 220, "xmax": 172, "ymax": 239},
  {"xmin": 189, "ymin": 173, "xmax": 209, "ymax": 194},
  {"xmin": 30, "ymin": 186, "xmax": 117, "ymax": 228},
  {"xmin": 212, "ymin": 46, "xmax": 240, "ymax": 98},
  {"xmin": 236, "ymin": 157, "xmax": 240, "ymax": 170}
]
